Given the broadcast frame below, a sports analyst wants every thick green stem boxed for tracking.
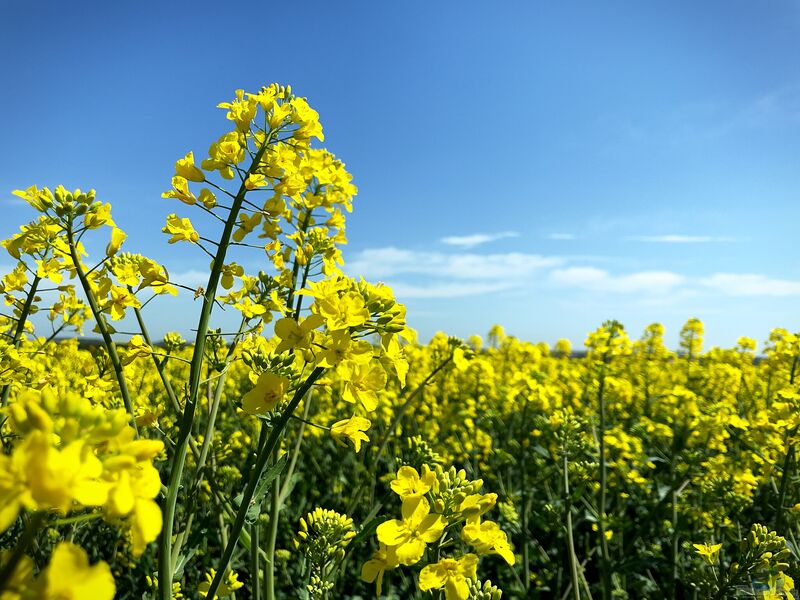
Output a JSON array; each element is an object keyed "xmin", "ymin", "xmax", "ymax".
[
  {"xmin": 670, "ymin": 460, "xmax": 679, "ymax": 599},
  {"xmin": 0, "ymin": 276, "xmax": 42, "ymax": 447},
  {"xmin": 520, "ymin": 397, "xmax": 530, "ymax": 592},
  {"xmin": 66, "ymin": 225, "xmax": 137, "ymax": 434},
  {"xmin": 158, "ymin": 136, "xmax": 274, "ymax": 600},
  {"xmin": 203, "ymin": 367, "xmax": 324, "ymax": 600},
  {"xmin": 597, "ymin": 370, "xmax": 611, "ymax": 600},
  {"xmin": 172, "ymin": 318, "xmax": 249, "ymax": 568},
  {"xmin": 773, "ymin": 358, "xmax": 798, "ymax": 531},
  {"xmin": 250, "ymin": 522, "xmax": 262, "ymax": 600},
  {"xmin": 564, "ymin": 453, "xmax": 581, "ymax": 600},
  {"xmin": 265, "ymin": 449, "xmax": 281, "ymax": 600},
  {"xmin": 279, "ymin": 395, "xmax": 311, "ymax": 504},
  {"xmin": 0, "ymin": 275, "xmax": 41, "ymax": 409},
  {"xmin": 776, "ymin": 442, "xmax": 795, "ymax": 531},
  {"xmin": 0, "ymin": 512, "xmax": 44, "ymax": 592}
]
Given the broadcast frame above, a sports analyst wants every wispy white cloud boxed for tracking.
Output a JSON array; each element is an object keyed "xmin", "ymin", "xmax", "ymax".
[
  {"xmin": 347, "ymin": 247, "xmax": 562, "ymax": 281},
  {"xmin": 440, "ymin": 231, "xmax": 519, "ymax": 249},
  {"xmin": 388, "ymin": 281, "xmax": 517, "ymax": 299},
  {"xmin": 345, "ymin": 247, "xmax": 562, "ymax": 299},
  {"xmin": 169, "ymin": 269, "xmax": 208, "ymax": 287},
  {"xmin": 701, "ymin": 273, "xmax": 800, "ymax": 297},
  {"xmin": 551, "ymin": 267, "xmax": 800, "ymax": 299},
  {"xmin": 625, "ymin": 234, "xmax": 734, "ymax": 243},
  {"xmin": 547, "ymin": 233, "xmax": 576, "ymax": 241},
  {"xmin": 351, "ymin": 245, "xmax": 800, "ymax": 303},
  {"xmin": 550, "ymin": 267, "xmax": 685, "ymax": 294}
]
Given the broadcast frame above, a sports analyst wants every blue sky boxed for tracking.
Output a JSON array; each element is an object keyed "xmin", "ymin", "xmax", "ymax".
[{"xmin": 3, "ymin": 1, "xmax": 800, "ymax": 349}]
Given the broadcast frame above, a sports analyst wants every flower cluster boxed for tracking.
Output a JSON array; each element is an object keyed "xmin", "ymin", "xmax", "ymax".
[{"xmin": 362, "ymin": 464, "xmax": 513, "ymax": 599}]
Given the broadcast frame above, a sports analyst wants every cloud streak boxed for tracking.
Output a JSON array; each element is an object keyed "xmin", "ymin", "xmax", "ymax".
[
  {"xmin": 550, "ymin": 267, "xmax": 686, "ymax": 294},
  {"xmin": 625, "ymin": 235, "xmax": 734, "ymax": 243},
  {"xmin": 701, "ymin": 273, "xmax": 800, "ymax": 297},
  {"xmin": 347, "ymin": 247, "xmax": 562, "ymax": 281},
  {"xmin": 440, "ymin": 231, "xmax": 519, "ymax": 249}
]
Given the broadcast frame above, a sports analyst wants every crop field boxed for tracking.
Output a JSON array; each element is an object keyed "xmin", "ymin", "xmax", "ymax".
[{"xmin": 1, "ymin": 86, "xmax": 799, "ymax": 600}]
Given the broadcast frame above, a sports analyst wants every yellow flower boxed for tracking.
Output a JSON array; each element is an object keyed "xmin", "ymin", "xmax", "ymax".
[
  {"xmin": 313, "ymin": 289, "xmax": 369, "ymax": 331},
  {"xmin": 2, "ymin": 263, "xmax": 28, "ymax": 292},
  {"xmin": 128, "ymin": 335, "xmax": 152, "ymax": 357},
  {"xmin": 219, "ymin": 262, "xmax": 244, "ymax": 290},
  {"xmin": 198, "ymin": 569, "xmax": 243, "ymax": 598},
  {"xmin": 198, "ymin": 188, "xmax": 217, "ymax": 208},
  {"xmin": 161, "ymin": 176, "xmax": 197, "ymax": 205},
  {"xmin": 174, "ymin": 151, "xmax": 205, "ymax": 182},
  {"xmin": 461, "ymin": 519, "xmax": 515, "ymax": 565},
  {"xmin": 241, "ymin": 372, "xmax": 290, "ymax": 414},
  {"xmin": 35, "ymin": 542, "xmax": 115, "ymax": 600},
  {"xmin": 21, "ymin": 432, "xmax": 109, "ymax": 513},
  {"xmin": 457, "ymin": 493, "xmax": 497, "ymax": 520},
  {"xmin": 106, "ymin": 286, "xmax": 141, "ymax": 321},
  {"xmin": 105, "ymin": 227, "xmax": 127, "ymax": 257},
  {"xmin": 274, "ymin": 314, "xmax": 324, "ymax": 354},
  {"xmin": 330, "ymin": 416, "xmax": 371, "ymax": 452},
  {"xmin": 376, "ymin": 497, "xmax": 446, "ymax": 565},
  {"xmin": 693, "ymin": 542, "xmax": 723, "ymax": 564},
  {"xmin": 217, "ymin": 89, "xmax": 258, "ymax": 131},
  {"xmin": 337, "ymin": 360, "xmax": 387, "ymax": 412},
  {"xmin": 35, "ymin": 257, "xmax": 63, "ymax": 284},
  {"xmin": 360, "ymin": 543, "xmax": 399, "ymax": 595},
  {"xmin": 162, "ymin": 214, "xmax": 199, "ymax": 244},
  {"xmin": 390, "ymin": 465, "xmax": 436, "ymax": 501},
  {"xmin": 232, "ymin": 297, "xmax": 268, "ymax": 320},
  {"xmin": 83, "ymin": 202, "xmax": 115, "ymax": 229},
  {"xmin": 245, "ymin": 173, "xmax": 268, "ymax": 190},
  {"xmin": 418, "ymin": 554, "xmax": 478, "ymax": 600},
  {"xmin": 316, "ymin": 330, "xmax": 373, "ymax": 368}
]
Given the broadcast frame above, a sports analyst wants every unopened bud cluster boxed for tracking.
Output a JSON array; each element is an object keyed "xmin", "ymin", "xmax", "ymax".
[
  {"xmin": 432, "ymin": 465, "xmax": 485, "ymax": 518},
  {"xmin": 468, "ymin": 578, "xmax": 503, "ymax": 599},
  {"xmin": 398, "ymin": 435, "xmax": 443, "ymax": 471},
  {"xmin": 733, "ymin": 524, "xmax": 791, "ymax": 576},
  {"xmin": 295, "ymin": 507, "xmax": 356, "ymax": 565}
]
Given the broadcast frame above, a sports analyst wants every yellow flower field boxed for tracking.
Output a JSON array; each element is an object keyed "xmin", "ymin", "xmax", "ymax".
[{"xmin": 1, "ymin": 85, "xmax": 798, "ymax": 599}]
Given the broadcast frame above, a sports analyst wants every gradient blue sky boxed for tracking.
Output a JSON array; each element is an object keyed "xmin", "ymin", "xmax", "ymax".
[{"xmin": 3, "ymin": 1, "xmax": 800, "ymax": 348}]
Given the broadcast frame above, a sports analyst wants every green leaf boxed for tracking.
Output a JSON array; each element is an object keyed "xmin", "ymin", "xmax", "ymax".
[{"xmin": 234, "ymin": 453, "xmax": 288, "ymax": 525}]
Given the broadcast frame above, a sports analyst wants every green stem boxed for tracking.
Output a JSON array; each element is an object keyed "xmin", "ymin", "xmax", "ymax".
[
  {"xmin": 265, "ymin": 449, "xmax": 281, "ymax": 600},
  {"xmin": 172, "ymin": 318, "xmax": 249, "ymax": 568},
  {"xmin": 66, "ymin": 225, "xmax": 137, "ymax": 434},
  {"xmin": 158, "ymin": 135, "xmax": 275, "ymax": 600},
  {"xmin": 670, "ymin": 462, "xmax": 679, "ymax": 599},
  {"xmin": 0, "ymin": 275, "xmax": 42, "ymax": 445},
  {"xmin": 564, "ymin": 453, "xmax": 581, "ymax": 600},
  {"xmin": 0, "ymin": 275, "xmax": 41, "ymax": 407},
  {"xmin": 279, "ymin": 393, "xmax": 311, "ymax": 504},
  {"xmin": 597, "ymin": 369, "xmax": 611, "ymax": 600},
  {"xmin": 250, "ymin": 522, "xmax": 262, "ymax": 600},
  {"xmin": 776, "ymin": 440, "xmax": 795, "ymax": 531},
  {"xmin": 203, "ymin": 367, "xmax": 324, "ymax": 600},
  {"xmin": 520, "ymin": 396, "xmax": 531, "ymax": 592},
  {"xmin": 286, "ymin": 209, "xmax": 312, "ymax": 311},
  {"xmin": 0, "ymin": 512, "xmax": 44, "ymax": 592},
  {"xmin": 132, "ymin": 305, "xmax": 182, "ymax": 416},
  {"xmin": 773, "ymin": 359, "xmax": 798, "ymax": 531}
]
